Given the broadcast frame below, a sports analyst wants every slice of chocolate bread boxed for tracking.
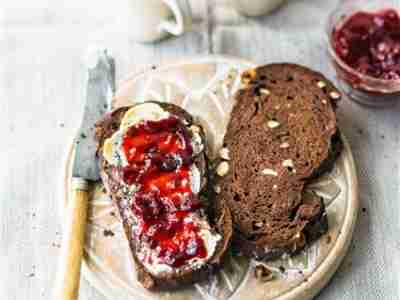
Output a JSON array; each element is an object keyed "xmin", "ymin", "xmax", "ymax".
[
  {"xmin": 95, "ymin": 102, "xmax": 232, "ymax": 289},
  {"xmin": 216, "ymin": 64, "xmax": 342, "ymax": 259}
]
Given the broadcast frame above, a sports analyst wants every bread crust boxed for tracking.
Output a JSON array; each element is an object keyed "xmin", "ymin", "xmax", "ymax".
[{"xmin": 95, "ymin": 102, "xmax": 232, "ymax": 290}]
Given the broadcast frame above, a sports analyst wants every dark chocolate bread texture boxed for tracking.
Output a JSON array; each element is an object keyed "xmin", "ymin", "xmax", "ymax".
[
  {"xmin": 216, "ymin": 64, "xmax": 342, "ymax": 260},
  {"xmin": 95, "ymin": 102, "xmax": 232, "ymax": 289}
]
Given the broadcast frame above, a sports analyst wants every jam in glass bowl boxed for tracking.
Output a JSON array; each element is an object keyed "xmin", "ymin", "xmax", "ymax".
[{"xmin": 326, "ymin": 0, "xmax": 400, "ymax": 106}]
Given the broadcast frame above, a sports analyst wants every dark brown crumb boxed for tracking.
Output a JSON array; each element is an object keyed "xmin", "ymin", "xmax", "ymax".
[
  {"xmin": 326, "ymin": 235, "xmax": 332, "ymax": 244},
  {"xmin": 255, "ymin": 264, "xmax": 274, "ymax": 282},
  {"xmin": 357, "ymin": 128, "xmax": 363, "ymax": 135},
  {"xmin": 298, "ymin": 270, "xmax": 303, "ymax": 275},
  {"xmin": 80, "ymin": 133, "xmax": 87, "ymax": 139},
  {"xmin": 51, "ymin": 242, "xmax": 61, "ymax": 248},
  {"xmin": 59, "ymin": 123, "xmax": 65, "ymax": 128},
  {"xmin": 230, "ymin": 246, "xmax": 241, "ymax": 257},
  {"xmin": 151, "ymin": 65, "xmax": 157, "ymax": 70},
  {"xmin": 110, "ymin": 211, "xmax": 116, "ymax": 217},
  {"xmin": 103, "ymin": 229, "xmax": 115, "ymax": 237},
  {"xmin": 362, "ymin": 208, "xmax": 367, "ymax": 213},
  {"xmin": 279, "ymin": 266, "xmax": 285, "ymax": 273}
]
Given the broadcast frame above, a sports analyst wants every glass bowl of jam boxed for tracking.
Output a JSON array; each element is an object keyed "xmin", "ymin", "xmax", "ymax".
[{"xmin": 326, "ymin": 0, "xmax": 400, "ymax": 106}]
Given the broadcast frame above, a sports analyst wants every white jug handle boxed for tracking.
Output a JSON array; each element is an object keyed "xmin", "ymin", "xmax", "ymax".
[{"xmin": 159, "ymin": 0, "xmax": 192, "ymax": 36}]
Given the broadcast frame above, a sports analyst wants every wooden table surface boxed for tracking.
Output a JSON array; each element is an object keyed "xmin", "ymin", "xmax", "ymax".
[{"xmin": 1, "ymin": 0, "xmax": 399, "ymax": 299}]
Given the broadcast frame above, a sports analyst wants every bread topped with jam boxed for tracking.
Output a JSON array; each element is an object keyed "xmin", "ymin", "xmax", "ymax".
[
  {"xmin": 215, "ymin": 64, "xmax": 343, "ymax": 259},
  {"xmin": 95, "ymin": 102, "xmax": 232, "ymax": 289}
]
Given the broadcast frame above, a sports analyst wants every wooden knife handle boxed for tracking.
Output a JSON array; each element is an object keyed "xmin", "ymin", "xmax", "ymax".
[{"xmin": 54, "ymin": 178, "xmax": 89, "ymax": 300}]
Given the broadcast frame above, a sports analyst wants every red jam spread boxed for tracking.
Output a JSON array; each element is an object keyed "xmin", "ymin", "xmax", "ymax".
[
  {"xmin": 333, "ymin": 9, "xmax": 400, "ymax": 80},
  {"xmin": 121, "ymin": 117, "xmax": 208, "ymax": 268}
]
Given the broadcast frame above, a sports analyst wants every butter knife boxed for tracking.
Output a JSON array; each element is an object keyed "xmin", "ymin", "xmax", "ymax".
[{"xmin": 54, "ymin": 49, "xmax": 115, "ymax": 300}]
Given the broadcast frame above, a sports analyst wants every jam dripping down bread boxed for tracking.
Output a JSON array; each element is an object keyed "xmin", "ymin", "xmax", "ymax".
[
  {"xmin": 95, "ymin": 102, "xmax": 232, "ymax": 289},
  {"xmin": 216, "ymin": 64, "xmax": 343, "ymax": 259}
]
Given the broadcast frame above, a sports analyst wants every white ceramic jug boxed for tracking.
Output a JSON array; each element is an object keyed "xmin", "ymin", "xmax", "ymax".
[{"xmin": 127, "ymin": 0, "xmax": 192, "ymax": 43}]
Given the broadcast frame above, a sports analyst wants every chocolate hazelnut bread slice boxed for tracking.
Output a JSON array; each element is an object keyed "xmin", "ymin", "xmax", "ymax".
[
  {"xmin": 95, "ymin": 102, "xmax": 232, "ymax": 289},
  {"xmin": 216, "ymin": 64, "xmax": 342, "ymax": 260}
]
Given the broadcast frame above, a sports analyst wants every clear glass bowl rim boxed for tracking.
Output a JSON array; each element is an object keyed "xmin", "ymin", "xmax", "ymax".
[{"xmin": 325, "ymin": 2, "xmax": 400, "ymax": 90}]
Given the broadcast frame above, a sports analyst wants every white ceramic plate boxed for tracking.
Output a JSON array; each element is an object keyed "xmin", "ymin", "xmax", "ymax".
[{"xmin": 63, "ymin": 55, "xmax": 359, "ymax": 300}]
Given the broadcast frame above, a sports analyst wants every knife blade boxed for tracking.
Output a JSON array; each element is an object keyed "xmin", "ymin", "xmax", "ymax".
[{"xmin": 72, "ymin": 49, "xmax": 115, "ymax": 181}]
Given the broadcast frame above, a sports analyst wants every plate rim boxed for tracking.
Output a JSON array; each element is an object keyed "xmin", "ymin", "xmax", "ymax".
[{"xmin": 62, "ymin": 54, "xmax": 359, "ymax": 300}]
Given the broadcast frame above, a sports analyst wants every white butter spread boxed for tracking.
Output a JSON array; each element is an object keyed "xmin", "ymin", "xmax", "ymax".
[
  {"xmin": 190, "ymin": 164, "xmax": 201, "ymax": 194},
  {"xmin": 103, "ymin": 103, "xmax": 170, "ymax": 166},
  {"xmin": 190, "ymin": 129, "xmax": 204, "ymax": 155},
  {"xmin": 139, "ymin": 213, "xmax": 221, "ymax": 276}
]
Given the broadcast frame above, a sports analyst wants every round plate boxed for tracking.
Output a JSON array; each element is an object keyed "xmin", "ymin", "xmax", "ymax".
[{"xmin": 63, "ymin": 55, "xmax": 359, "ymax": 300}]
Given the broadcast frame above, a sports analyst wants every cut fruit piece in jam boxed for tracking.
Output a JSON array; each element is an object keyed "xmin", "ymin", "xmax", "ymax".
[
  {"xmin": 332, "ymin": 9, "xmax": 400, "ymax": 80},
  {"xmin": 121, "ymin": 116, "xmax": 207, "ymax": 267}
]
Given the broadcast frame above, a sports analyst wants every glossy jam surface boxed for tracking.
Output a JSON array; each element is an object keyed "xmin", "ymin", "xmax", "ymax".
[
  {"xmin": 121, "ymin": 117, "xmax": 207, "ymax": 268},
  {"xmin": 333, "ymin": 9, "xmax": 400, "ymax": 80}
]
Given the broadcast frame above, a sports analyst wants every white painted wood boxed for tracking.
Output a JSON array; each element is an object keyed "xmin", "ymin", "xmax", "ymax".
[{"xmin": 0, "ymin": 1, "xmax": 399, "ymax": 300}]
